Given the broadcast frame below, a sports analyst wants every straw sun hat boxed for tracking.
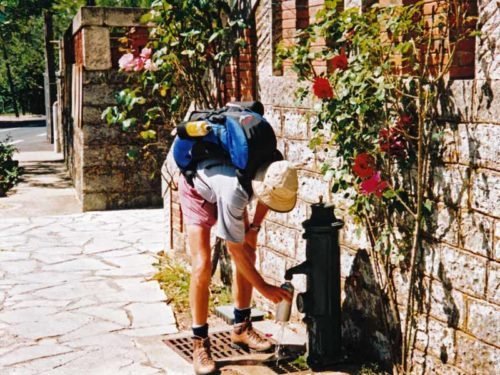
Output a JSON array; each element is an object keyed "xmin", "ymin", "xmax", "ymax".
[{"xmin": 252, "ymin": 161, "xmax": 298, "ymax": 213}]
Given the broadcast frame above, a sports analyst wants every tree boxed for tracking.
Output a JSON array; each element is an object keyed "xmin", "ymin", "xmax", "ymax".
[{"xmin": 0, "ymin": 0, "xmax": 153, "ymax": 115}]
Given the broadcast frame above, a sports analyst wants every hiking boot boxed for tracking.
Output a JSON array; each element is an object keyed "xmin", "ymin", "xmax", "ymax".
[
  {"xmin": 231, "ymin": 320, "xmax": 272, "ymax": 352},
  {"xmin": 192, "ymin": 336, "xmax": 216, "ymax": 375}
]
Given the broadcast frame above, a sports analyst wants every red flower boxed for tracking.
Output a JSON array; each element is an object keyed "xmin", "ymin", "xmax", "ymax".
[
  {"xmin": 312, "ymin": 77, "xmax": 334, "ymax": 99},
  {"xmin": 379, "ymin": 128, "xmax": 408, "ymax": 158},
  {"xmin": 353, "ymin": 153, "xmax": 376, "ymax": 179},
  {"xmin": 397, "ymin": 114, "xmax": 413, "ymax": 128},
  {"xmin": 360, "ymin": 172, "xmax": 389, "ymax": 198},
  {"xmin": 330, "ymin": 49, "xmax": 348, "ymax": 71}
]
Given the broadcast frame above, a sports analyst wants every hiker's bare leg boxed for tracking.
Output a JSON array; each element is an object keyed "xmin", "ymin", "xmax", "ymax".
[
  {"xmin": 232, "ymin": 211, "xmax": 253, "ymax": 309},
  {"xmin": 232, "ymin": 244, "xmax": 256, "ymax": 309},
  {"xmin": 188, "ymin": 225, "xmax": 212, "ymax": 326}
]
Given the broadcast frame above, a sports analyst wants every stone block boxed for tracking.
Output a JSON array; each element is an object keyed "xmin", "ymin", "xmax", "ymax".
[
  {"xmin": 471, "ymin": 169, "xmax": 500, "ymax": 218},
  {"xmin": 283, "ymin": 111, "xmax": 310, "ymax": 140},
  {"xmin": 83, "ymin": 145, "xmax": 129, "ymax": 168},
  {"xmin": 263, "ymin": 107, "xmax": 282, "ymax": 136},
  {"xmin": 341, "ymin": 216, "xmax": 370, "ymax": 250},
  {"xmin": 297, "ymin": 170, "xmax": 329, "ymax": 203},
  {"xmin": 83, "ymin": 123, "xmax": 136, "ymax": 146},
  {"xmin": 466, "ymin": 299, "xmax": 499, "ymax": 345},
  {"xmin": 284, "ymin": 139, "xmax": 317, "ymax": 171},
  {"xmin": 82, "ymin": 27, "xmax": 111, "ymax": 71},
  {"xmin": 83, "ymin": 70, "xmax": 128, "ymax": 85},
  {"xmin": 340, "ymin": 248, "xmax": 357, "ymax": 279},
  {"xmin": 259, "ymin": 247, "xmax": 287, "ymax": 281},
  {"xmin": 495, "ymin": 219, "xmax": 500, "ymax": 260},
  {"xmin": 487, "ymin": 260, "xmax": 500, "ymax": 304},
  {"xmin": 459, "ymin": 209, "xmax": 493, "ymax": 257},
  {"xmin": 443, "ymin": 80, "xmax": 474, "ymax": 122},
  {"xmin": 265, "ymin": 209, "xmax": 288, "ymax": 227},
  {"xmin": 432, "ymin": 165, "xmax": 469, "ymax": 208},
  {"xmin": 476, "ymin": 5, "xmax": 499, "ymax": 81},
  {"xmin": 82, "ymin": 170, "xmax": 125, "ymax": 193},
  {"xmin": 457, "ymin": 123, "xmax": 500, "ymax": 170},
  {"xmin": 276, "ymin": 136, "xmax": 285, "ymax": 155},
  {"xmin": 295, "ymin": 239, "xmax": 307, "ymax": 263},
  {"xmin": 264, "ymin": 221, "xmax": 297, "ymax": 258},
  {"xmin": 287, "ymin": 198, "xmax": 308, "ymax": 228},
  {"xmin": 433, "ymin": 204, "xmax": 459, "ymax": 247},
  {"xmin": 103, "ymin": 8, "xmax": 146, "ymax": 27},
  {"xmin": 82, "ymin": 105, "xmax": 106, "ymax": 125},
  {"xmin": 415, "ymin": 317, "xmax": 456, "ymax": 363},
  {"xmin": 83, "ymin": 84, "xmax": 119, "ymax": 106},
  {"xmin": 454, "ymin": 332, "xmax": 499, "ymax": 374},
  {"xmin": 260, "ymin": 78, "xmax": 313, "ymax": 108},
  {"xmin": 439, "ymin": 245, "xmax": 487, "ymax": 297},
  {"xmin": 429, "ymin": 278, "xmax": 466, "ymax": 329},
  {"xmin": 411, "ymin": 349, "xmax": 463, "ymax": 375},
  {"xmin": 81, "ymin": 192, "xmax": 108, "ymax": 211},
  {"xmin": 73, "ymin": 7, "xmax": 105, "ymax": 34},
  {"xmin": 473, "ymin": 79, "xmax": 500, "ymax": 124}
]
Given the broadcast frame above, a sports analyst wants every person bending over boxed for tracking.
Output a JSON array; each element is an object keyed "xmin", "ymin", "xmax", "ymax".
[{"xmin": 178, "ymin": 158, "xmax": 298, "ymax": 374}]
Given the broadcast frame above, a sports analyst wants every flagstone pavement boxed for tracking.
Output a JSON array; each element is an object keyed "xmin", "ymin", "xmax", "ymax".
[{"xmin": 0, "ymin": 209, "xmax": 178, "ymax": 374}]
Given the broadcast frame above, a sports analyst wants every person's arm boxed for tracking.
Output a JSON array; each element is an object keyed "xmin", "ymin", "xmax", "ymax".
[
  {"xmin": 227, "ymin": 240, "xmax": 292, "ymax": 304},
  {"xmin": 245, "ymin": 200, "xmax": 269, "ymax": 250}
]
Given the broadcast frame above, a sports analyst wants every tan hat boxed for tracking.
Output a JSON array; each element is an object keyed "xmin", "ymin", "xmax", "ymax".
[{"xmin": 252, "ymin": 161, "xmax": 298, "ymax": 213}]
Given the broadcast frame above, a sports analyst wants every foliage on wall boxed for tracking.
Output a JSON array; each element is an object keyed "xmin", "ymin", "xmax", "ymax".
[
  {"xmin": 103, "ymin": 0, "xmax": 251, "ymax": 162},
  {"xmin": 278, "ymin": 0, "xmax": 477, "ymax": 372}
]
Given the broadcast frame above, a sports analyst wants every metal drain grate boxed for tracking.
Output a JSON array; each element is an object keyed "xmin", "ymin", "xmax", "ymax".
[
  {"xmin": 163, "ymin": 330, "xmax": 308, "ymax": 374},
  {"xmin": 164, "ymin": 330, "xmax": 248, "ymax": 363}
]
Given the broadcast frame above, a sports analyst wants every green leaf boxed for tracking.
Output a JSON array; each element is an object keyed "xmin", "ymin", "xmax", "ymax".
[
  {"xmin": 383, "ymin": 189, "xmax": 397, "ymax": 199},
  {"xmin": 121, "ymin": 118, "xmax": 137, "ymax": 131},
  {"xmin": 140, "ymin": 129, "xmax": 157, "ymax": 140},
  {"xmin": 423, "ymin": 199, "xmax": 433, "ymax": 214},
  {"xmin": 126, "ymin": 148, "xmax": 140, "ymax": 161},
  {"xmin": 181, "ymin": 50, "xmax": 195, "ymax": 57},
  {"xmin": 208, "ymin": 30, "xmax": 223, "ymax": 43},
  {"xmin": 140, "ymin": 12, "xmax": 153, "ymax": 24}
]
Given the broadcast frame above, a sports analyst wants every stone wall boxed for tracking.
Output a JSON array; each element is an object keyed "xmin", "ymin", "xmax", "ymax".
[
  {"xmin": 63, "ymin": 7, "xmax": 167, "ymax": 211},
  {"xmin": 166, "ymin": 0, "xmax": 499, "ymax": 372}
]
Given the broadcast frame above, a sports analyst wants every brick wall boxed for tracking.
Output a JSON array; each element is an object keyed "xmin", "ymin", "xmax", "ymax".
[
  {"xmin": 64, "ymin": 7, "xmax": 168, "ymax": 211},
  {"xmin": 167, "ymin": 0, "xmax": 499, "ymax": 372}
]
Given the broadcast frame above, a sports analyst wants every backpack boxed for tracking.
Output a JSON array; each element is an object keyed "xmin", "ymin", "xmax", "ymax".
[{"xmin": 172, "ymin": 101, "xmax": 281, "ymax": 195}]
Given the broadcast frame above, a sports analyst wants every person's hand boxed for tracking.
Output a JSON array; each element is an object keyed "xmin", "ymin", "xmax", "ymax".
[
  {"xmin": 260, "ymin": 283, "xmax": 293, "ymax": 304},
  {"xmin": 244, "ymin": 227, "xmax": 258, "ymax": 250}
]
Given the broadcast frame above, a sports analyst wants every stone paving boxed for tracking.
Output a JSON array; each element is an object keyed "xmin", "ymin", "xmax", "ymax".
[{"xmin": 0, "ymin": 209, "xmax": 178, "ymax": 374}]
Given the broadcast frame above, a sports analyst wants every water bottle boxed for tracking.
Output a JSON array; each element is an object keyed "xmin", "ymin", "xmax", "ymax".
[
  {"xmin": 275, "ymin": 281, "xmax": 294, "ymax": 322},
  {"xmin": 185, "ymin": 121, "xmax": 211, "ymax": 137}
]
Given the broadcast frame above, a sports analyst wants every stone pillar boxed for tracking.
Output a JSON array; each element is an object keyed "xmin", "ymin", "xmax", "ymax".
[{"xmin": 65, "ymin": 7, "xmax": 167, "ymax": 211}]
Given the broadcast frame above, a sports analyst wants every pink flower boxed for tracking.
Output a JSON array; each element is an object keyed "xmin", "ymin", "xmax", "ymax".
[
  {"xmin": 118, "ymin": 53, "xmax": 135, "ymax": 71},
  {"xmin": 134, "ymin": 57, "xmax": 145, "ymax": 71},
  {"xmin": 140, "ymin": 47, "xmax": 152, "ymax": 59},
  {"xmin": 352, "ymin": 153, "xmax": 376, "ymax": 179},
  {"xmin": 312, "ymin": 77, "xmax": 334, "ymax": 99},
  {"xmin": 144, "ymin": 59, "xmax": 158, "ymax": 72},
  {"xmin": 360, "ymin": 172, "xmax": 389, "ymax": 198}
]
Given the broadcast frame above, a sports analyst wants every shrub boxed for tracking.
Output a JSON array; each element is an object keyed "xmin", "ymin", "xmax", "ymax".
[{"xmin": 0, "ymin": 138, "xmax": 22, "ymax": 196}]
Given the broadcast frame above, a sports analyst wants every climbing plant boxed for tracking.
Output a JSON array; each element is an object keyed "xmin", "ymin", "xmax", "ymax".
[
  {"xmin": 278, "ymin": 0, "xmax": 477, "ymax": 372},
  {"xmin": 102, "ymin": 0, "xmax": 251, "ymax": 161}
]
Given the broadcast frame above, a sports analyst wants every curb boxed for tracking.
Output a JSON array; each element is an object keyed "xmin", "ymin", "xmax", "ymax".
[{"xmin": 0, "ymin": 119, "xmax": 46, "ymax": 128}]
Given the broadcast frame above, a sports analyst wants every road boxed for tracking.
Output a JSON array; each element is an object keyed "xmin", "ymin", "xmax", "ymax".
[{"xmin": 0, "ymin": 124, "xmax": 53, "ymax": 152}]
